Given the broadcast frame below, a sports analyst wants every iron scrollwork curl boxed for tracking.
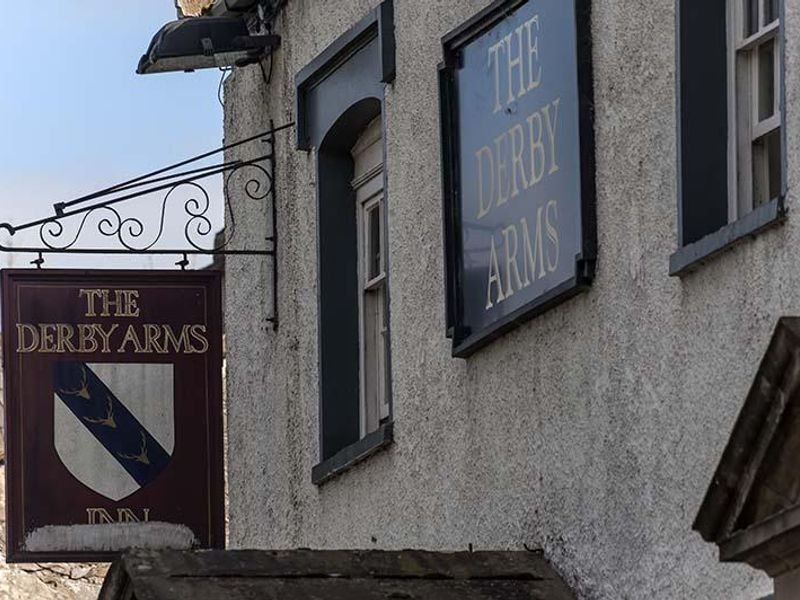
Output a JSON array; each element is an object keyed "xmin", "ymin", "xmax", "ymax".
[
  {"xmin": 0, "ymin": 121, "xmax": 288, "ymax": 258},
  {"xmin": 0, "ymin": 120, "xmax": 288, "ymax": 326},
  {"xmin": 215, "ymin": 159, "xmax": 274, "ymax": 252},
  {"xmin": 37, "ymin": 181, "xmax": 216, "ymax": 253}
]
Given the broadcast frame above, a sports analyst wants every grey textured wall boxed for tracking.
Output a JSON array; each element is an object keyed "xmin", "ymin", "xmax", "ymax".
[{"xmin": 222, "ymin": 0, "xmax": 799, "ymax": 597}]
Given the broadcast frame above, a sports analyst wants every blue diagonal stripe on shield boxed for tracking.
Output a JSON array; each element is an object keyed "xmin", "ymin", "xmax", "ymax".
[{"xmin": 53, "ymin": 361, "xmax": 171, "ymax": 489}]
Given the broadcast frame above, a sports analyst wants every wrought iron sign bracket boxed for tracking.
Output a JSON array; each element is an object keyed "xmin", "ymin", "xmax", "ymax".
[{"xmin": 0, "ymin": 120, "xmax": 293, "ymax": 328}]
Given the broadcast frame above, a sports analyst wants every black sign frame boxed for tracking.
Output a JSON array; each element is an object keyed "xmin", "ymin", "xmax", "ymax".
[{"xmin": 439, "ymin": 0, "xmax": 596, "ymax": 358}]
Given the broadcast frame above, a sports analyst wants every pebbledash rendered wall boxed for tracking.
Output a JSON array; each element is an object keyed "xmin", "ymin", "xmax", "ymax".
[{"xmin": 221, "ymin": 0, "xmax": 800, "ymax": 597}]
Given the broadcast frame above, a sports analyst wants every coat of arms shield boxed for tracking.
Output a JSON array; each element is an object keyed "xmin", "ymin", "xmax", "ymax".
[{"xmin": 53, "ymin": 361, "xmax": 175, "ymax": 501}]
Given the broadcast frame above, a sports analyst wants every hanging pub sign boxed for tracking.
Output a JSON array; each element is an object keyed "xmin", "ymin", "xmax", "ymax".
[
  {"xmin": 1, "ymin": 270, "xmax": 225, "ymax": 562},
  {"xmin": 439, "ymin": 0, "xmax": 596, "ymax": 357}
]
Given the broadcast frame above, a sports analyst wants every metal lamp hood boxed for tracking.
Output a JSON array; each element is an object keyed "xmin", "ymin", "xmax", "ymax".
[{"xmin": 137, "ymin": 16, "xmax": 279, "ymax": 74}]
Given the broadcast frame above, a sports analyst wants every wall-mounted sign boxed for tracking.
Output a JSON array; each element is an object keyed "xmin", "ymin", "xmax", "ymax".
[
  {"xmin": 439, "ymin": 0, "xmax": 596, "ymax": 357},
  {"xmin": 2, "ymin": 270, "xmax": 225, "ymax": 562}
]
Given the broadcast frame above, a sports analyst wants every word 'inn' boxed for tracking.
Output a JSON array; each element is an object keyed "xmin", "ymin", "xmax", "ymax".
[{"xmin": 86, "ymin": 508, "xmax": 150, "ymax": 525}]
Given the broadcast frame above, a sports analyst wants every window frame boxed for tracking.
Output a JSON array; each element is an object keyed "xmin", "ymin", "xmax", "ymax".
[
  {"xmin": 671, "ymin": 0, "xmax": 786, "ymax": 277},
  {"xmin": 296, "ymin": 1, "xmax": 396, "ymax": 486},
  {"xmin": 352, "ymin": 119, "xmax": 389, "ymax": 438},
  {"xmin": 727, "ymin": 0, "xmax": 782, "ymax": 220}
]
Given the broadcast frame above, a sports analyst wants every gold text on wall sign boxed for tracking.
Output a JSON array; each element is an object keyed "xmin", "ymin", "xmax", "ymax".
[
  {"xmin": 15, "ymin": 288, "xmax": 209, "ymax": 354},
  {"xmin": 476, "ymin": 14, "xmax": 563, "ymax": 311}
]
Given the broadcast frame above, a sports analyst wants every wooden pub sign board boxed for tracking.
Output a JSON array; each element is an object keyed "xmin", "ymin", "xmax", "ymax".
[
  {"xmin": 1, "ymin": 270, "xmax": 225, "ymax": 562},
  {"xmin": 439, "ymin": 0, "xmax": 596, "ymax": 357}
]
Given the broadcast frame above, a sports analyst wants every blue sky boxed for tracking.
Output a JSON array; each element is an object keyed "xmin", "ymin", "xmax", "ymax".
[{"xmin": 0, "ymin": 1, "xmax": 224, "ymax": 267}]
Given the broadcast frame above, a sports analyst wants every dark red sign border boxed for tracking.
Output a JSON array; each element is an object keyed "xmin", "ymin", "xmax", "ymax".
[{"xmin": 2, "ymin": 269, "xmax": 225, "ymax": 563}]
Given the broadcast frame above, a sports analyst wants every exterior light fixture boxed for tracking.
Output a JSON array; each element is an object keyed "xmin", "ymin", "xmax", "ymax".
[
  {"xmin": 137, "ymin": 16, "xmax": 280, "ymax": 75},
  {"xmin": 176, "ymin": 0, "xmax": 263, "ymax": 18}
]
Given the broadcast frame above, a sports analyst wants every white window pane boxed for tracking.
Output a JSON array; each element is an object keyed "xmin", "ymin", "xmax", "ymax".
[
  {"xmin": 352, "ymin": 116, "xmax": 389, "ymax": 437},
  {"xmin": 757, "ymin": 39, "xmax": 775, "ymax": 122},
  {"xmin": 734, "ymin": 50, "xmax": 754, "ymax": 216},
  {"xmin": 730, "ymin": 0, "xmax": 782, "ymax": 219},
  {"xmin": 378, "ymin": 292, "xmax": 389, "ymax": 422},
  {"xmin": 745, "ymin": 0, "xmax": 759, "ymax": 36},
  {"xmin": 366, "ymin": 203, "xmax": 382, "ymax": 281},
  {"xmin": 752, "ymin": 128, "xmax": 781, "ymax": 206},
  {"xmin": 764, "ymin": 0, "xmax": 778, "ymax": 24},
  {"xmin": 362, "ymin": 285, "xmax": 385, "ymax": 434}
]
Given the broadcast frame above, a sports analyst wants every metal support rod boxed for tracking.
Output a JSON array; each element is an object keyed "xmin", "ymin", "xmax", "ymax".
[
  {"xmin": 0, "ymin": 121, "xmax": 290, "ymax": 298},
  {"xmin": 13, "ymin": 155, "xmax": 271, "ymax": 237},
  {"xmin": 53, "ymin": 121, "xmax": 294, "ymax": 214},
  {"xmin": 269, "ymin": 119, "xmax": 278, "ymax": 328},
  {"xmin": 55, "ymin": 159, "xmax": 245, "ymax": 216},
  {"xmin": 0, "ymin": 246, "xmax": 275, "ymax": 256}
]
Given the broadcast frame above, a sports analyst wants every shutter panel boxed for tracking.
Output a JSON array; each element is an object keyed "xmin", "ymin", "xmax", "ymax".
[{"xmin": 678, "ymin": 0, "xmax": 729, "ymax": 245}]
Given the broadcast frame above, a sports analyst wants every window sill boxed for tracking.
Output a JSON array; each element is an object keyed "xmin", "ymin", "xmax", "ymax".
[
  {"xmin": 312, "ymin": 422, "xmax": 393, "ymax": 485},
  {"xmin": 669, "ymin": 198, "xmax": 786, "ymax": 276}
]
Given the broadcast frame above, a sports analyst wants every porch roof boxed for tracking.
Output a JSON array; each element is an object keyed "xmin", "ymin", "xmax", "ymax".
[{"xmin": 99, "ymin": 548, "xmax": 576, "ymax": 600}]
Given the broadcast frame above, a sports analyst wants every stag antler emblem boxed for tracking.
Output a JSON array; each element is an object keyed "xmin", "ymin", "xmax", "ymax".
[
  {"xmin": 118, "ymin": 431, "xmax": 150, "ymax": 465},
  {"xmin": 57, "ymin": 365, "xmax": 91, "ymax": 400},
  {"xmin": 83, "ymin": 395, "xmax": 117, "ymax": 429}
]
